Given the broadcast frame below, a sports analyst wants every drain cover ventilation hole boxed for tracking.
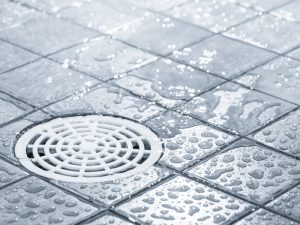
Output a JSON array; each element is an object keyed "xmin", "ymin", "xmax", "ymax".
[{"xmin": 15, "ymin": 115, "xmax": 163, "ymax": 183}]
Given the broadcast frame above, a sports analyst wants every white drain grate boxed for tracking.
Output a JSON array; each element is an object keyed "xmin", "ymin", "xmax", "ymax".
[{"xmin": 15, "ymin": 115, "xmax": 163, "ymax": 183}]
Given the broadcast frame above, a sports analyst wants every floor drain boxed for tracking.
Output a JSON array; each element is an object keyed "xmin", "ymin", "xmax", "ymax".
[{"xmin": 15, "ymin": 115, "xmax": 163, "ymax": 183}]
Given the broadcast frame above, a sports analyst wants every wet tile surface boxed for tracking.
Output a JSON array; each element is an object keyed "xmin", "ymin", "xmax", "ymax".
[
  {"xmin": 123, "ymin": 0, "xmax": 188, "ymax": 12},
  {"xmin": 85, "ymin": 214, "xmax": 134, "ymax": 225},
  {"xmin": 0, "ymin": 159, "xmax": 28, "ymax": 187},
  {"xmin": 272, "ymin": 1, "xmax": 300, "ymax": 23},
  {"xmin": 226, "ymin": 0, "xmax": 291, "ymax": 12},
  {"xmin": 188, "ymin": 139, "xmax": 300, "ymax": 204}
]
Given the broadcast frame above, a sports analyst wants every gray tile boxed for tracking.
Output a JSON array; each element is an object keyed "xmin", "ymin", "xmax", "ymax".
[
  {"xmin": 170, "ymin": 35, "xmax": 275, "ymax": 79},
  {"xmin": 113, "ymin": 14, "xmax": 211, "ymax": 56},
  {"xmin": 235, "ymin": 57, "xmax": 300, "ymax": 105},
  {"xmin": 123, "ymin": 0, "xmax": 189, "ymax": 12},
  {"xmin": 188, "ymin": 139, "xmax": 300, "ymax": 204},
  {"xmin": 287, "ymin": 47, "xmax": 300, "ymax": 60},
  {"xmin": 117, "ymin": 176, "xmax": 254, "ymax": 224},
  {"xmin": 50, "ymin": 36, "xmax": 157, "ymax": 81},
  {"xmin": 85, "ymin": 214, "xmax": 133, "ymax": 225},
  {"xmin": 225, "ymin": 14, "xmax": 300, "ymax": 53},
  {"xmin": 268, "ymin": 185, "xmax": 300, "ymax": 222},
  {"xmin": 272, "ymin": 1, "xmax": 300, "ymax": 23},
  {"xmin": 0, "ymin": 59, "xmax": 99, "ymax": 107},
  {"xmin": 0, "ymin": 176, "xmax": 97, "ymax": 225},
  {"xmin": 44, "ymin": 83, "xmax": 164, "ymax": 122},
  {"xmin": 54, "ymin": 166, "xmax": 171, "ymax": 206},
  {"xmin": 0, "ymin": 15, "xmax": 97, "ymax": 55},
  {"xmin": 0, "ymin": 159, "xmax": 28, "ymax": 187},
  {"xmin": 178, "ymin": 82, "xmax": 295, "ymax": 135},
  {"xmin": 146, "ymin": 111, "xmax": 235, "ymax": 169},
  {"xmin": 226, "ymin": 0, "xmax": 292, "ymax": 12},
  {"xmin": 166, "ymin": 0, "xmax": 257, "ymax": 32},
  {"xmin": 111, "ymin": 58, "xmax": 223, "ymax": 108}
]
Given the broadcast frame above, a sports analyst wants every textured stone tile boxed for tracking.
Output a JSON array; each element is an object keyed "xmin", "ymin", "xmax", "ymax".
[
  {"xmin": 234, "ymin": 209, "xmax": 299, "ymax": 225},
  {"xmin": 54, "ymin": 166, "xmax": 171, "ymax": 206},
  {"xmin": 146, "ymin": 111, "xmax": 235, "ymax": 169},
  {"xmin": 50, "ymin": 36, "xmax": 157, "ymax": 81},
  {"xmin": 123, "ymin": 0, "xmax": 188, "ymax": 12},
  {"xmin": 113, "ymin": 14, "xmax": 211, "ymax": 56},
  {"xmin": 0, "ymin": 15, "xmax": 97, "ymax": 55},
  {"xmin": 226, "ymin": 0, "xmax": 291, "ymax": 12},
  {"xmin": 0, "ymin": 40, "xmax": 39, "ymax": 74},
  {"xmin": 225, "ymin": 14, "xmax": 300, "ymax": 53},
  {"xmin": 0, "ymin": 59, "xmax": 99, "ymax": 107},
  {"xmin": 166, "ymin": 0, "xmax": 257, "ymax": 32},
  {"xmin": 272, "ymin": 1, "xmax": 300, "ymax": 23},
  {"xmin": 0, "ymin": 159, "xmax": 28, "ymax": 187},
  {"xmin": 287, "ymin": 47, "xmax": 300, "ymax": 60},
  {"xmin": 0, "ymin": 111, "xmax": 51, "ymax": 162},
  {"xmin": 188, "ymin": 139, "xmax": 300, "ymax": 204},
  {"xmin": 111, "ymin": 58, "xmax": 223, "ymax": 108},
  {"xmin": 45, "ymin": 83, "xmax": 164, "ymax": 122},
  {"xmin": 85, "ymin": 214, "xmax": 134, "ymax": 225},
  {"xmin": 117, "ymin": 176, "xmax": 254, "ymax": 224},
  {"xmin": 235, "ymin": 57, "xmax": 300, "ymax": 105},
  {"xmin": 179, "ymin": 82, "xmax": 295, "ymax": 134},
  {"xmin": 0, "ymin": 176, "xmax": 97, "ymax": 225},
  {"xmin": 268, "ymin": 185, "xmax": 300, "ymax": 222},
  {"xmin": 171, "ymin": 35, "xmax": 275, "ymax": 79}
]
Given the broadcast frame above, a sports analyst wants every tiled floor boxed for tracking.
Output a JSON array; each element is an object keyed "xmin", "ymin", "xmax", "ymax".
[{"xmin": 0, "ymin": 0, "xmax": 300, "ymax": 224}]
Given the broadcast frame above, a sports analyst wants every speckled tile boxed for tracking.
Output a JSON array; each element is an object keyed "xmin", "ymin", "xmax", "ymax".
[
  {"xmin": 188, "ymin": 139, "xmax": 300, "ymax": 204},
  {"xmin": 44, "ymin": 83, "xmax": 164, "ymax": 122},
  {"xmin": 0, "ymin": 15, "xmax": 97, "ymax": 55},
  {"xmin": 0, "ymin": 176, "xmax": 97, "ymax": 225},
  {"xmin": 53, "ymin": 166, "xmax": 171, "ymax": 206},
  {"xmin": 272, "ymin": 1, "xmax": 300, "ymax": 23},
  {"xmin": 111, "ymin": 58, "xmax": 223, "ymax": 108},
  {"xmin": 0, "ymin": 59, "xmax": 99, "ymax": 107},
  {"xmin": 0, "ymin": 159, "xmax": 28, "ymax": 187},
  {"xmin": 113, "ymin": 14, "xmax": 211, "ymax": 56},
  {"xmin": 226, "ymin": 0, "xmax": 292, "ymax": 12},
  {"xmin": 170, "ymin": 35, "xmax": 275, "ymax": 79},
  {"xmin": 178, "ymin": 82, "xmax": 295, "ymax": 134},
  {"xmin": 145, "ymin": 111, "xmax": 235, "ymax": 169},
  {"xmin": 123, "ymin": 0, "xmax": 189, "ymax": 12},
  {"xmin": 166, "ymin": 0, "xmax": 257, "ymax": 33},
  {"xmin": 225, "ymin": 14, "xmax": 300, "ymax": 53},
  {"xmin": 117, "ymin": 176, "xmax": 254, "ymax": 224},
  {"xmin": 234, "ymin": 209, "xmax": 299, "ymax": 225},
  {"xmin": 50, "ymin": 36, "xmax": 157, "ymax": 81},
  {"xmin": 252, "ymin": 110, "xmax": 300, "ymax": 158},
  {"xmin": 268, "ymin": 185, "xmax": 300, "ymax": 222},
  {"xmin": 84, "ymin": 214, "xmax": 134, "ymax": 225}
]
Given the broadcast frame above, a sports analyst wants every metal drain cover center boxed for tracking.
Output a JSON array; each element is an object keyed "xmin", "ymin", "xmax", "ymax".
[{"xmin": 15, "ymin": 115, "xmax": 163, "ymax": 183}]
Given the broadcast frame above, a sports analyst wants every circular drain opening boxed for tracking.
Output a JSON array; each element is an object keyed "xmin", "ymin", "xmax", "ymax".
[{"xmin": 15, "ymin": 115, "xmax": 163, "ymax": 183}]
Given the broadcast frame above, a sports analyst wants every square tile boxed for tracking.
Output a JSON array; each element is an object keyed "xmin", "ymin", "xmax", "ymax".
[
  {"xmin": 85, "ymin": 214, "xmax": 134, "ymax": 225},
  {"xmin": 50, "ymin": 36, "xmax": 157, "ymax": 81},
  {"xmin": 225, "ymin": 14, "xmax": 300, "ymax": 53},
  {"xmin": 226, "ymin": 0, "xmax": 292, "ymax": 12},
  {"xmin": 170, "ymin": 35, "xmax": 275, "ymax": 79},
  {"xmin": 166, "ymin": 0, "xmax": 257, "ymax": 32},
  {"xmin": 117, "ymin": 176, "xmax": 254, "ymax": 224},
  {"xmin": 188, "ymin": 139, "xmax": 300, "ymax": 204},
  {"xmin": 235, "ymin": 57, "xmax": 300, "ymax": 105},
  {"xmin": 0, "ymin": 176, "xmax": 97, "ymax": 225},
  {"xmin": 252, "ymin": 109, "xmax": 300, "ymax": 158},
  {"xmin": 123, "ymin": 0, "xmax": 189, "ymax": 12},
  {"xmin": 272, "ymin": 1, "xmax": 300, "ymax": 23},
  {"xmin": 0, "ymin": 59, "xmax": 99, "ymax": 107},
  {"xmin": 44, "ymin": 83, "xmax": 164, "ymax": 122},
  {"xmin": 111, "ymin": 58, "xmax": 223, "ymax": 108},
  {"xmin": 178, "ymin": 82, "xmax": 295, "ymax": 135},
  {"xmin": 0, "ymin": 40, "xmax": 39, "ymax": 74},
  {"xmin": 54, "ymin": 166, "xmax": 171, "ymax": 206},
  {"xmin": 0, "ymin": 15, "xmax": 97, "ymax": 55},
  {"xmin": 113, "ymin": 14, "xmax": 211, "ymax": 56},
  {"xmin": 0, "ymin": 159, "xmax": 28, "ymax": 187},
  {"xmin": 145, "ymin": 111, "xmax": 235, "ymax": 169},
  {"xmin": 268, "ymin": 185, "xmax": 300, "ymax": 222}
]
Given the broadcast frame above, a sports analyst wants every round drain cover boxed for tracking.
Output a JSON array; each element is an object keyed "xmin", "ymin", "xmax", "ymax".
[{"xmin": 15, "ymin": 115, "xmax": 163, "ymax": 183}]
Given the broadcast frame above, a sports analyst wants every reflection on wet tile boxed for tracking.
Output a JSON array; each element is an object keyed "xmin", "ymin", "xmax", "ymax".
[
  {"xmin": 50, "ymin": 37, "xmax": 157, "ymax": 81},
  {"xmin": 0, "ymin": 15, "xmax": 97, "ymax": 55},
  {"xmin": 166, "ymin": 0, "xmax": 257, "ymax": 32},
  {"xmin": 85, "ymin": 214, "xmax": 133, "ymax": 225},
  {"xmin": 54, "ymin": 166, "xmax": 171, "ymax": 206},
  {"xmin": 236, "ymin": 57, "xmax": 300, "ymax": 105},
  {"xmin": 124, "ymin": 0, "xmax": 188, "ymax": 12},
  {"xmin": 268, "ymin": 185, "xmax": 300, "ymax": 222},
  {"xmin": 189, "ymin": 139, "xmax": 300, "ymax": 204},
  {"xmin": 0, "ymin": 159, "xmax": 28, "ymax": 187},
  {"xmin": 0, "ymin": 176, "xmax": 97, "ymax": 225},
  {"xmin": 45, "ymin": 83, "xmax": 163, "ymax": 122},
  {"xmin": 146, "ymin": 111, "xmax": 235, "ymax": 169},
  {"xmin": 178, "ymin": 82, "xmax": 295, "ymax": 134},
  {"xmin": 235, "ymin": 209, "xmax": 298, "ymax": 225},
  {"xmin": 272, "ymin": 1, "xmax": 300, "ymax": 23},
  {"xmin": 226, "ymin": 0, "xmax": 291, "ymax": 12},
  {"xmin": 0, "ymin": 59, "xmax": 99, "ymax": 107},
  {"xmin": 171, "ymin": 35, "xmax": 275, "ymax": 78},
  {"xmin": 111, "ymin": 59, "xmax": 223, "ymax": 108},
  {"xmin": 113, "ymin": 14, "xmax": 211, "ymax": 56},
  {"xmin": 118, "ymin": 176, "xmax": 254, "ymax": 224},
  {"xmin": 225, "ymin": 14, "xmax": 300, "ymax": 53}
]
